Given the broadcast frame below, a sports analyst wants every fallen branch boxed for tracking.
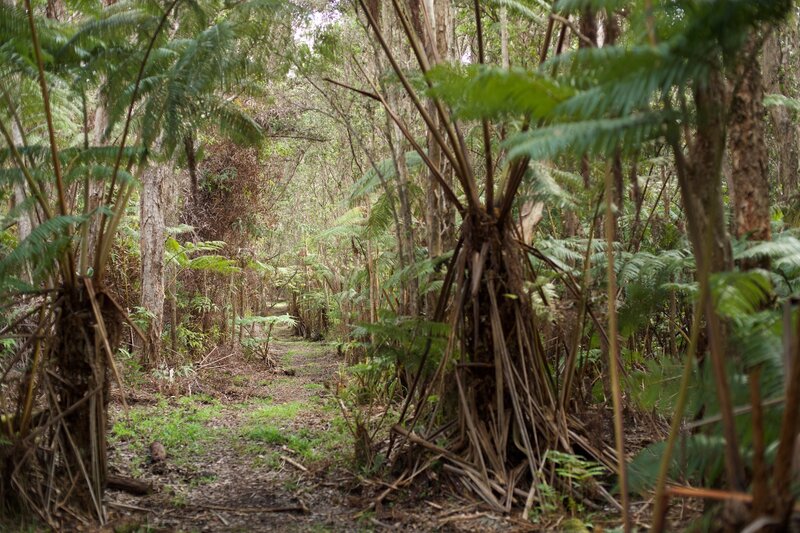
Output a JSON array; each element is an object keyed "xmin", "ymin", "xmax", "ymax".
[
  {"xmin": 665, "ymin": 484, "xmax": 800, "ymax": 512},
  {"xmin": 195, "ymin": 502, "xmax": 310, "ymax": 514},
  {"xmin": 280, "ymin": 454, "xmax": 308, "ymax": 472},
  {"xmin": 106, "ymin": 474, "xmax": 154, "ymax": 496}
]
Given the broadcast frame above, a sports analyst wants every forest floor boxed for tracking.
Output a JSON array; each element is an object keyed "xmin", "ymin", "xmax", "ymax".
[{"xmin": 100, "ymin": 303, "xmax": 535, "ymax": 532}]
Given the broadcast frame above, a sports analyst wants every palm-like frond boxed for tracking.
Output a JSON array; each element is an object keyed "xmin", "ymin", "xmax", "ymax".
[
  {"xmin": 485, "ymin": 0, "xmax": 548, "ymax": 22},
  {"xmin": 427, "ymin": 64, "xmax": 572, "ymax": 121},
  {"xmin": 507, "ymin": 113, "xmax": 670, "ymax": 161},
  {"xmin": 0, "ymin": 214, "xmax": 88, "ymax": 290}
]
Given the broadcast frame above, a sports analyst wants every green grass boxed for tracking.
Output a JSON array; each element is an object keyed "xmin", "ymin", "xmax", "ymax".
[
  {"xmin": 284, "ymin": 340, "xmax": 329, "ymax": 357},
  {"xmin": 188, "ymin": 473, "xmax": 217, "ymax": 487},
  {"xmin": 241, "ymin": 398, "xmax": 351, "ymax": 463},
  {"xmin": 248, "ymin": 400, "xmax": 304, "ymax": 422},
  {"xmin": 111, "ymin": 395, "xmax": 222, "ymax": 469},
  {"xmin": 232, "ymin": 375, "xmax": 249, "ymax": 387}
]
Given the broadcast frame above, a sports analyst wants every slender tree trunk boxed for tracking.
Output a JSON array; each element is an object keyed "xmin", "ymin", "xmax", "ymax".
[
  {"xmin": 86, "ymin": 96, "xmax": 108, "ymax": 270},
  {"xmin": 500, "ymin": 4, "xmax": 509, "ymax": 68},
  {"xmin": 414, "ymin": 0, "xmax": 454, "ymax": 317},
  {"xmin": 8, "ymin": 119, "xmax": 36, "ymax": 282},
  {"xmin": 139, "ymin": 165, "xmax": 167, "ymax": 367},
  {"xmin": 379, "ymin": 6, "xmax": 418, "ymax": 316},
  {"xmin": 763, "ymin": 30, "xmax": 799, "ymax": 200},
  {"xmin": 672, "ymin": 69, "xmax": 745, "ymax": 494},
  {"xmin": 184, "ymin": 133, "xmax": 199, "ymax": 207}
]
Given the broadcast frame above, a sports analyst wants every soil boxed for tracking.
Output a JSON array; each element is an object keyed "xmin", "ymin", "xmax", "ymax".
[{"xmin": 99, "ymin": 311, "xmax": 536, "ymax": 532}]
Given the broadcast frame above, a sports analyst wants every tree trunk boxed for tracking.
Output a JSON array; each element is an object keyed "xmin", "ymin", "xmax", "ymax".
[
  {"xmin": 9, "ymin": 120, "xmax": 35, "ymax": 282},
  {"xmin": 728, "ymin": 33, "xmax": 771, "ymax": 249},
  {"xmin": 763, "ymin": 30, "xmax": 799, "ymax": 200},
  {"xmin": 415, "ymin": 0, "xmax": 455, "ymax": 317},
  {"xmin": 139, "ymin": 165, "xmax": 167, "ymax": 367},
  {"xmin": 8, "ymin": 117, "xmax": 31, "ymax": 237},
  {"xmin": 85, "ymin": 97, "xmax": 108, "ymax": 273},
  {"xmin": 676, "ymin": 72, "xmax": 733, "ymax": 274},
  {"xmin": 379, "ymin": 6, "xmax": 418, "ymax": 316},
  {"xmin": 53, "ymin": 281, "xmax": 120, "ymax": 514},
  {"xmin": 184, "ymin": 133, "xmax": 199, "ymax": 207},
  {"xmin": 673, "ymin": 69, "xmax": 745, "ymax": 494},
  {"xmin": 45, "ymin": 0, "xmax": 64, "ymax": 19},
  {"xmin": 499, "ymin": 4, "xmax": 509, "ymax": 68}
]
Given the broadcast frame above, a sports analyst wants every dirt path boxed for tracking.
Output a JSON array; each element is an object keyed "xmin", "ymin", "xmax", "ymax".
[
  {"xmin": 106, "ymin": 317, "xmax": 354, "ymax": 532},
  {"xmin": 104, "ymin": 307, "xmax": 522, "ymax": 532}
]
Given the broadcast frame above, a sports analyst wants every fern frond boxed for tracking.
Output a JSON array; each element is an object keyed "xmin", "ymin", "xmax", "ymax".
[
  {"xmin": 428, "ymin": 64, "xmax": 573, "ymax": 121},
  {"xmin": 0, "ymin": 214, "xmax": 87, "ymax": 289},
  {"xmin": 764, "ymin": 94, "xmax": 800, "ymax": 111},
  {"xmin": 506, "ymin": 112, "xmax": 669, "ymax": 161},
  {"xmin": 484, "ymin": 0, "xmax": 548, "ymax": 23}
]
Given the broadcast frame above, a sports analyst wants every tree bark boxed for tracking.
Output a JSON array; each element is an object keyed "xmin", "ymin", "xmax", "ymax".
[
  {"xmin": 45, "ymin": 0, "xmax": 64, "ymax": 20},
  {"xmin": 184, "ymin": 133, "xmax": 199, "ymax": 207},
  {"xmin": 676, "ymin": 71, "xmax": 733, "ymax": 274},
  {"xmin": 414, "ymin": 0, "xmax": 455, "ymax": 317},
  {"xmin": 499, "ymin": 4, "xmax": 509, "ymax": 68},
  {"xmin": 672, "ymin": 69, "xmax": 745, "ymax": 493},
  {"xmin": 85, "ymin": 96, "xmax": 108, "ymax": 272},
  {"xmin": 139, "ymin": 165, "xmax": 167, "ymax": 367},
  {"xmin": 728, "ymin": 33, "xmax": 771, "ymax": 249},
  {"xmin": 10, "ymin": 122, "xmax": 32, "ymax": 242},
  {"xmin": 379, "ymin": 5, "xmax": 419, "ymax": 316}
]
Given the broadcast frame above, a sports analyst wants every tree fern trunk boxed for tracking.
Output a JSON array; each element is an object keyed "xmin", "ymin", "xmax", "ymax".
[{"xmin": 53, "ymin": 282, "xmax": 120, "ymax": 516}]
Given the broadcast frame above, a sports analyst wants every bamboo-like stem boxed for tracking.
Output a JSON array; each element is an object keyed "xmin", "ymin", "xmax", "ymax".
[
  {"xmin": 325, "ymin": 73, "xmax": 464, "ymax": 213},
  {"xmin": 604, "ymin": 162, "xmax": 630, "ymax": 532},
  {"xmin": 360, "ymin": 0, "xmax": 480, "ymax": 208},
  {"xmin": 473, "ymin": 0, "xmax": 494, "ymax": 209},
  {"xmin": 651, "ymin": 266, "xmax": 707, "ymax": 532},
  {"xmin": 387, "ymin": 0, "xmax": 475, "ymax": 182},
  {"xmin": 23, "ymin": 0, "xmax": 67, "ymax": 221}
]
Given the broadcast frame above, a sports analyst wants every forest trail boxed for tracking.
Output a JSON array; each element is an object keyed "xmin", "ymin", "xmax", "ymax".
[
  {"xmin": 103, "ymin": 304, "xmax": 523, "ymax": 532},
  {"xmin": 106, "ymin": 303, "xmax": 361, "ymax": 532}
]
